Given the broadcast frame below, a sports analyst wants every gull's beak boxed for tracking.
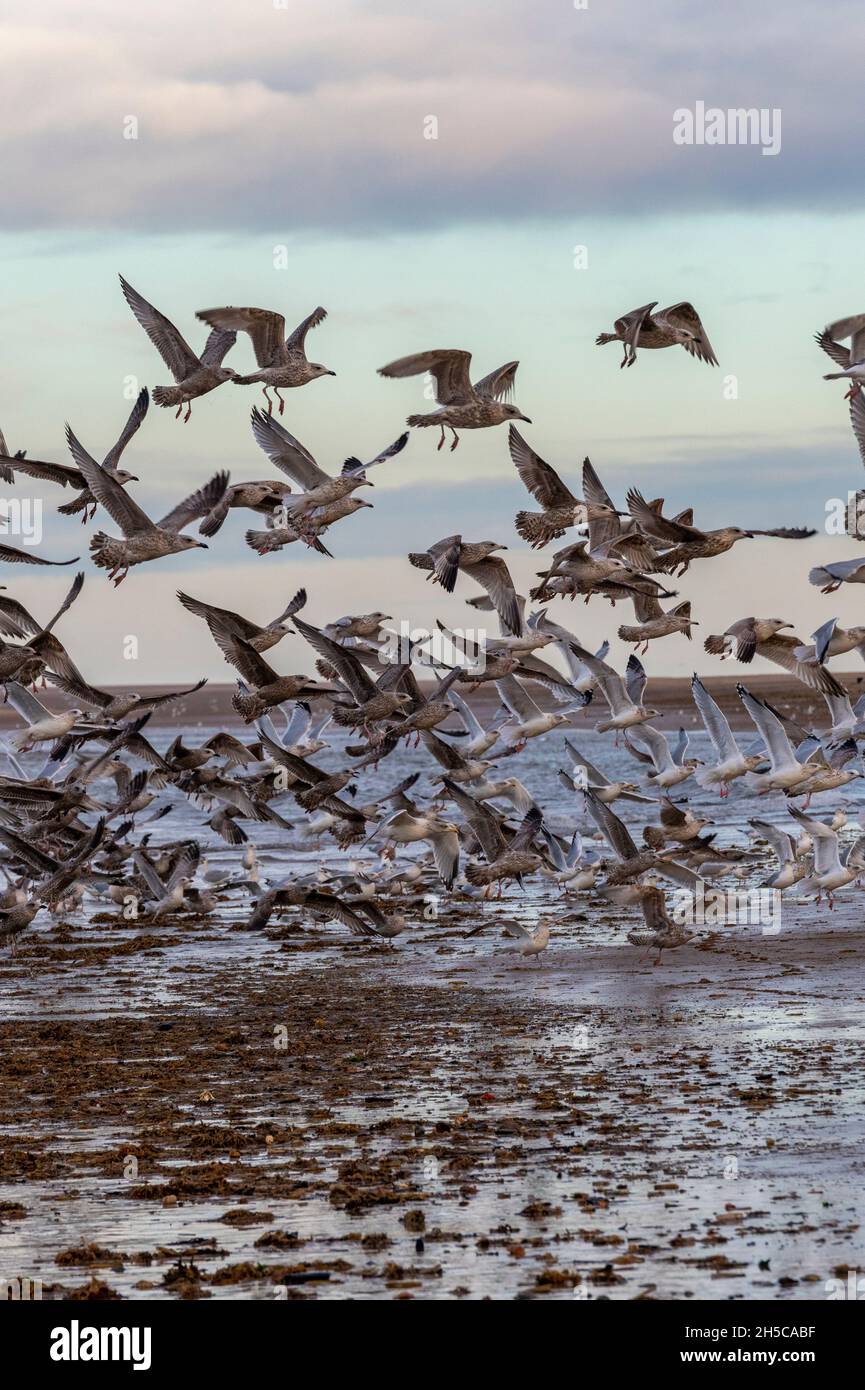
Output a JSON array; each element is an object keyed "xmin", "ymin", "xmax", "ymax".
[
  {"xmin": 327, "ymin": 370, "xmax": 337, "ymax": 376},
  {"xmin": 129, "ymin": 475, "xmax": 139, "ymax": 483},
  {"xmin": 197, "ymin": 541, "xmax": 209, "ymax": 549},
  {"xmin": 518, "ymin": 413, "xmax": 532, "ymax": 424}
]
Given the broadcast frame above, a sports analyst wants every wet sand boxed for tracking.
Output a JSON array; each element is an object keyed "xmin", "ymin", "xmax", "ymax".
[{"xmin": 1, "ymin": 718, "xmax": 864, "ymax": 1301}]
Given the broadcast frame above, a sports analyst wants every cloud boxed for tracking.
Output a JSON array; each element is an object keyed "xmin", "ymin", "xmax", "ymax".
[{"xmin": 3, "ymin": 0, "xmax": 863, "ymax": 233}]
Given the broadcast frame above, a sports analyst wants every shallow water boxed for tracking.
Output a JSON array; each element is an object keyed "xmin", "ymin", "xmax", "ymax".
[{"xmin": 1, "ymin": 719, "xmax": 864, "ymax": 1300}]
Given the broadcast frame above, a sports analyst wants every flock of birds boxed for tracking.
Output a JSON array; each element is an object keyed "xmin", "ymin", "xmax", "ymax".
[{"xmin": 1, "ymin": 283, "xmax": 865, "ymax": 965}]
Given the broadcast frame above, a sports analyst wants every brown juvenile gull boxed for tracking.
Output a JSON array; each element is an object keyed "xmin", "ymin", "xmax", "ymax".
[
  {"xmin": 243, "ymin": 410, "xmax": 405, "ymax": 554},
  {"xmin": 4, "ymin": 391, "xmax": 148, "ymax": 526},
  {"xmin": 704, "ymin": 617, "xmax": 843, "ymax": 695},
  {"xmin": 198, "ymin": 479, "xmax": 294, "ymax": 538},
  {"xmin": 816, "ymin": 313, "xmax": 865, "ymax": 399},
  {"xmin": 195, "ymin": 304, "xmax": 334, "ymax": 415},
  {"xmin": 378, "ymin": 349, "xmax": 530, "ymax": 451},
  {"xmin": 120, "ymin": 275, "xmax": 237, "ymax": 422},
  {"xmin": 292, "ymin": 615, "xmax": 413, "ymax": 735},
  {"xmin": 618, "ymin": 597, "xmax": 696, "ymax": 654},
  {"xmin": 196, "ymin": 622, "xmax": 321, "ymax": 721},
  {"xmin": 408, "ymin": 535, "xmax": 522, "ymax": 636},
  {"xmin": 46, "ymin": 672, "xmax": 208, "ymax": 723},
  {"xmin": 72, "ymin": 445, "xmax": 227, "ymax": 585},
  {"xmin": 0, "ymin": 570, "xmax": 87, "ymax": 687},
  {"xmin": 595, "ymin": 301, "xmax": 718, "ymax": 369},
  {"xmin": 177, "ymin": 588, "xmax": 307, "ymax": 653},
  {"xmin": 626, "ymin": 886, "xmax": 696, "ymax": 963},
  {"xmin": 508, "ymin": 425, "xmax": 586, "ymax": 547}
]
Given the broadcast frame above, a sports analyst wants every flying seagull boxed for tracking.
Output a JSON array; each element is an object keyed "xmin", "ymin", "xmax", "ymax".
[
  {"xmin": 378, "ymin": 349, "xmax": 530, "ymax": 450},
  {"xmin": 72, "ymin": 444, "xmax": 227, "ymax": 584},
  {"xmin": 120, "ymin": 276, "xmax": 237, "ymax": 421},
  {"xmin": 816, "ymin": 313, "xmax": 865, "ymax": 399},
  {"xmin": 596, "ymin": 301, "xmax": 718, "ymax": 368},
  {"xmin": 195, "ymin": 304, "xmax": 334, "ymax": 415}
]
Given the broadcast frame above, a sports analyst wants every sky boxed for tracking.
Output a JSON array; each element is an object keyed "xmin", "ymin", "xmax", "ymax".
[{"xmin": 2, "ymin": 0, "xmax": 865, "ymax": 686}]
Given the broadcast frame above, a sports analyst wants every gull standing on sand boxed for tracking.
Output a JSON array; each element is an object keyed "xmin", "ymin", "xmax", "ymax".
[
  {"xmin": 378, "ymin": 349, "xmax": 530, "ymax": 450},
  {"xmin": 596, "ymin": 301, "xmax": 718, "ymax": 369},
  {"xmin": 626, "ymin": 886, "xmax": 696, "ymax": 963},
  {"xmin": 120, "ymin": 277, "xmax": 237, "ymax": 421},
  {"xmin": 195, "ymin": 304, "xmax": 334, "ymax": 415},
  {"xmin": 499, "ymin": 919, "xmax": 551, "ymax": 964}
]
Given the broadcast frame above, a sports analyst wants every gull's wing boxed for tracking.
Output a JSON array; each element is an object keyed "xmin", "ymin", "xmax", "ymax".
[
  {"xmin": 120, "ymin": 276, "xmax": 201, "ymax": 381},
  {"xmin": 788, "ymin": 808, "xmax": 842, "ymax": 876},
  {"xmin": 0, "ymin": 542, "xmax": 79, "ymax": 566},
  {"xmin": 737, "ymin": 685, "xmax": 799, "ymax": 772},
  {"xmin": 849, "ymin": 391, "xmax": 865, "ymax": 469},
  {"xmin": 629, "ymin": 724, "xmax": 675, "ymax": 774},
  {"xmin": 342, "ymin": 432, "xmax": 409, "ymax": 476},
  {"xmin": 627, "ymin": 487, "xmax": 704, "ymax": 543},
  {"xmin": 426, "ymin": 825, "xmax": 460, "ymax": 889},
  {"xmin": 214, "ymin": 633, "xmax": 281, "ymax": 687},
  {"xmin": 133, "ymin": 850, "xmax": 168, "ymax": 901},
  {"xmin": 614, "ymin": 301, "xmax": 657, "ymax": 354},
  {"xmin": 563, "ymin": 739, "xmax": 609, "ymax": 787},
  {"xmin": 41, "ymin": 571, "xmax": 85, "ymax": 636},
  {"xmin": 811, "ymin": 616, "xmax": 838, "ymax": 666},
  {"xmin": 378, "ymin": 349, "xmax": 474, "ymax": 406},
  {"xmin": 68, "ymin": 427, "xmax": 155, "ymax": 536},
  {"xmin": 133, "ymin": 679, "xmax": 208, "ymax": 712},
  {"xmin": 580, "ymin": 788, "xmax": 639, "ymax": 862},
  {"xmin": 1, "ymin": 455, "xmax": 81, "ymax": 487},
  {"xmin": 293, "ymin": 615, "xmax": 377, "ymax": 704},
  {"xmin": 199, "ymin": 328, "xmax": 237, "ymax": 369},
  {"xmin": 815, "ymin": 326, "xmax": 852, "ymax": 369},
  {"xmin": 495, "ymin": 676, "xmax": 542, "ymax": 723},
  {"xmin": 624, "ymin": 654, "xmax": 647, "ymax": 707},
  {"xmin": 473, "ymin": 360, "xmax": 519, "ymax": 401},
  {"xmin": 46, "ymin": 670, "xmax": 111, "ymax": 709},
  {"xmin": 508, "ymin": 426, "xmax": 578, "ymax": 508},
  {"xmin": 758, "ymin": 634, "xmax": 843, "ymax": 696},
  {"xmin": 749, "ymin": 818, "xmax": 796, "ymax": 867},
  {"xmin": 657, "ymin": 301, "xmax": 718, "ymax": 366},
  {"xmin": 103, "ymin": 388, "xmax": 149, "ymax": 471},
  {"xmin": 441, "ymin": 778, "xmax": 507, "ymax": 863},
  {"xmin": 268, "ymin": 587, "xmax": 308, "ymax": 628},
  {"xmin": 196, "ymin": 306, "xmax": 287, "ymax": 367},
  {"xmin": 4, "ymin": 681, "xmax": 53, "ymax": 724},
  {"xmin": 463, "ymin": 556, "xmax": 522, "ymax": 637},
  {"xmin": 285, "ymin": 306, "xmax": 328, "ymax": 355},
  {"xmin": 691, "ymin": 675, "xmax": 739, "ymax": 761},
  {"xmin": 250, "ymin": 408, "xmax": 330, "ymax": 490},
  {"xmin": 568, "ymin": 643, "xmax": 631, "ymax": 715},
  {"xmin": 157, "ymin": 471, "xmax": 229, "ymax": 533}
]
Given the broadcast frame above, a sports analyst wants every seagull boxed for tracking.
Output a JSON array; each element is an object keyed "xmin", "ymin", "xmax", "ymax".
[
  {"xmin": 408, "ymin": 535, "xmax": 522, "ymax": 636},
  {"xmin": 788, "ymin": 806, "xmax": 865, "ymax": 906},
  {"xmin": 378, "ymin": 349, "xmax": 530, "ymax": 450},
  {"xmin": 47, "ymin": 672, "xmax": 208, "ymax": 723},
  {"xmin": 816, "ymin": 313, "xmax": 865, "ymax": 398},
  {"xmin": 736, "ymin": 685, "xmax": 816, "ymax": 794},
  {"xmin": 177, "ymin": 588, "xmax": 307, "ymax": 654},
  {"xmin": 624, "ymin": 724, "xmax": 698, "ymax": 790},
  {"xmin": 195, "ymin": 304, "xmax": 334, "ymax": 414},
  {"xmin": 691, "ymin": 675, "xmax": 764, "ymax": 796},
  {"xmin": 626, "ymin": 886, "xmax": 696, "ymax": 963},
  {"xmin": 0, "ymin": 541, "xmax": 80, "ymax": 567},
  {"xmin": 793, "ymin": 617, "xmax": 865, "ymax": 667},
  {"xmin": 809, "ymin": 557, "xmax": 865, "ymax": 593},
  {"xmin": 748, "ymin": 819, "xmax": 809, "ymax": 891},
  {"xmin": 565, "ymin": 646, "xmax": 658, "ymax": 734},
  {"xmin": 508, "ymin": 426, "xmax": 585, "ymax": 547},
  {"xmin": 558, "ymin": 738, "xmax": 653, "ymax": 805},
  {"xmin": 120, "ymin": 276, "xmax": 237, "ymax": 421},
  {"xmin": 596, "ymin": 301, "xmax": 718, "ymax": 368},
  {"xmin": 494, "ymin": 675, "xmax": 580, "ymax": 747},
  {"xmin": 704, "ymin": 617, "xmax": 843, "ymax": 695},
  {"xmin": 72, "ymin": 444, "xmax": 226, "ymax": 584},
  {"xmin": 362, "ymin": 809, "xmax": 460, "ymax": 889},
  {"xmin": 3, "ymin": 390, "xmax": 148, "ymax": 523},
  {"xmin": 618, "ymin": 597, "xmax": 695, "ymax": 654},
  {"xmin": 499, "ymin": 919, "xmax": 551, "ymax": 963}
]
